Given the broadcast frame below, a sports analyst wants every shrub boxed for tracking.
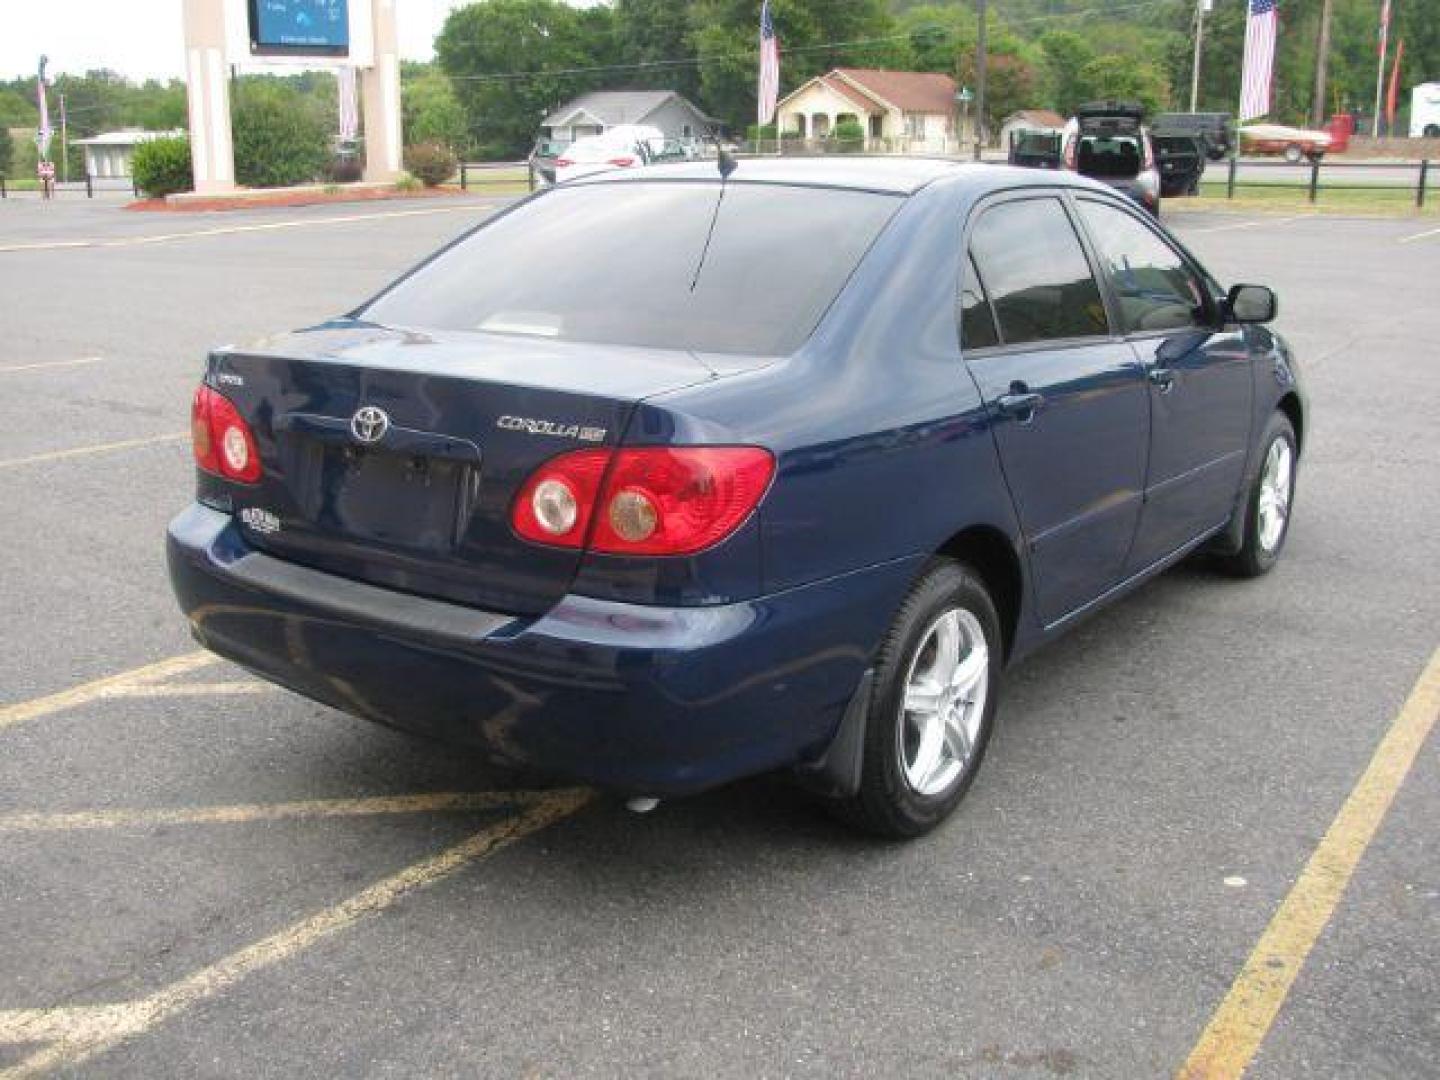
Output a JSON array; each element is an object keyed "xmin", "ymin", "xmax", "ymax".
[
  {"xmin": 833, "ymin": 119, "xmax": 865, "ymax": 153},
  {"xmin": 403, "ymin": 141, "xmax": 457, "ymax": 187},
  {"xmin": 131, "ymin": 136, "xmax": 193, "ymax": 196},
  {"xmin": 232, "ymin": 83, "xmax": 330, "ymax": 188},
  {"xmin": 394, "ymin": 172, "xmax": 422, "ymax": 193},
  {"xmin": 745, "ymin": 123, "xmax": 778, "ymax": 145},
  {"xmin": 0, "ymin": 126, "xmax": 12, "ymax": 178}
]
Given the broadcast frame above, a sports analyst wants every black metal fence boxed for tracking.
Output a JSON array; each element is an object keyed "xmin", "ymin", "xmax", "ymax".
[
  {"xmin": 0, "ymin": 174, "xmax": 139, "ymax": 199},
  {"xmin": 1215, "ymin": 157, "xmax": 1431, "ymax": 207}
]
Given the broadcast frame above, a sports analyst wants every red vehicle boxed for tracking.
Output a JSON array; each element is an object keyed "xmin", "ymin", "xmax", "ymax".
[{"xmin": 1239, "ymin": 123, "xmax": 1332, "ymax": 162}]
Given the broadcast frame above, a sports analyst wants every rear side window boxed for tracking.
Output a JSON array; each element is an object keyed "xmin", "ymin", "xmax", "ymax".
[
  {"xmin": 1077, "ymin": 200, "xmax": 1205, "ymax": 333},
  {"xmin": 361, "ymin": 182, "xmax": 901, "ymax": 356},
  {"xmin": 960, "ymin": 253, "xmax": 999, "ymax": 349},
  {"xmin": 967, "ymin": 199, "xmax": 1109, "ymax": 346}
]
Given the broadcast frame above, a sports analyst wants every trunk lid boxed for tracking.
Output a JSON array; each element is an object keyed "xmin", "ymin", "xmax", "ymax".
[{"xmin": 208, "ymin": 321, "xmax": 715, "ymax": 615}]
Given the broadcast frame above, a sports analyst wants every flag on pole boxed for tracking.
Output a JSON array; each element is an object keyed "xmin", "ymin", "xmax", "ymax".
[
  {"xmin": 337, "ymin": 65, "xmax": 359, "ymax": 144},
  {"xmin": 1239, "ymin": 0, "xmax": 1278, "ymax": 122},
  {"xmin": 35, "ymin": 56, "xmax": 53, "ymax": 161},
  {"xmin": 1378, "ymin": 0, "xmax": 1392, "ymax": 59},
  {"xmin": 757, "ymin": 0, "xmax": 780, "ymax": 127},
  {"xmin": 1386, "ymin": 38, "xmax": 1404, "ymax": 128}
]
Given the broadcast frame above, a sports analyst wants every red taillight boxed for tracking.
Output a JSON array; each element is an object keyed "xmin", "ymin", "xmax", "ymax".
[
  {"xmin": 511, "ymin": 446, "xmax": 774, "ymax": 556},
  {"xmin": 607, "ymin": 156, "xmax": 637, "ymax": 167},
  {"xmin": 191, "ymin": 384, "xmax": 261, "ymax": 484},
  {"xmin": 554, "ymin": 157, "xmax": 573, "ymax": 167}
]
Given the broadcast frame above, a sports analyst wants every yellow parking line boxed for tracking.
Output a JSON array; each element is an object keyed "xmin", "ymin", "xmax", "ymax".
[
  {"xmin": 101, "ymin": 680, "xmax": 272, "ymax": 700},
  {"xmin": 1178, "ymin": 645, "xmax": 1440, "ymax": 1079},
  {"xmin": 0, "ymin": 652, "xmax": 217, "ymax": 733},
  {"xmin": 0, "ymin": 203, "xmax": 500, "ymax": 255},
  {"xmin": 0, "ymin": 431, "xmax": 187, "ymax": 471},
  {"xmin": 0, "ymin": 790, "xmax": 557, "ymax": 833},
  {"xmin": 0, "ymin": 789, "xmax": 591, "ymax": 1076},
  {"xmin": 0, "ymin": 357, "xmax": 100, "ymax": 374}
]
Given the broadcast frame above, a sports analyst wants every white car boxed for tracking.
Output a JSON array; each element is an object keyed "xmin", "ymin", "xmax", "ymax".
[
  {"xmin": 1412, "ymin": 83, "xmax": 1440, "ymax": 139},
  {"xmin": 554, "ymin": 125, "xmax": 666, "ymax": 184}
]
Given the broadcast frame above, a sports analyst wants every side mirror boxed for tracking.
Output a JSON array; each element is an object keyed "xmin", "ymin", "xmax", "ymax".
[{"xmin": 1225, "ymin": 283, "xmax": 1277, "ymax": 324}]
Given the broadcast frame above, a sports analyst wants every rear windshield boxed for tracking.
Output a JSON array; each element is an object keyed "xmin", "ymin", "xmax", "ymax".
[
  {"xmin": 1078, "ymin": 135, "xmax": 1143, "ymax": 178},
  {"xmin": 360, "ymin": 181, "xmax": 901, "ymax": 356}
]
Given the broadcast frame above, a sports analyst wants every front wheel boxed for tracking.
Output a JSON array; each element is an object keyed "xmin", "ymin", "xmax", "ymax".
[
  {"xmin": 1219, "ymin": 412, "xmax": 1297, "ymax": 577},
  {"xmin": 829, "ymin": 562, "xmax": 1001, "ymax": 838}
]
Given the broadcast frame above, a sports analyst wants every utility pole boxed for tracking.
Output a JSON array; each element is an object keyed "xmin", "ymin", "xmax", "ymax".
[
  {"xmin": 1190, "ymin": 0, "xmax": 1211, "ymax": 113},
  {"xmin": 1311, "ymin": 0, "xmax": 1334, "ymax": 126},
  {"xmin": 59, "ymin": 92, "xmax": 68, "ymax": 181},
  {"xmin": 974, "ymin": 0, "xmax": 988, "ymax": 161}
]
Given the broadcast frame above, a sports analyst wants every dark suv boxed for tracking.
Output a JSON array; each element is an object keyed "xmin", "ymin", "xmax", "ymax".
[{"xmin": 1152, "ymin": 112, "xmax": 1235, "ymax": 160}]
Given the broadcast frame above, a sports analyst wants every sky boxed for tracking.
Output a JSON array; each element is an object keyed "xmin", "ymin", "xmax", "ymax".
[{"xmin": 0, "ymin": 0, "xmax": 478, "ymax": 82}]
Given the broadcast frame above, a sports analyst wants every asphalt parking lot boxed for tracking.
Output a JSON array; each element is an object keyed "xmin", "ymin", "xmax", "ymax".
[{"xmin": 1, "ymin": 192, "xmax": 1436, "ymax": 1078}]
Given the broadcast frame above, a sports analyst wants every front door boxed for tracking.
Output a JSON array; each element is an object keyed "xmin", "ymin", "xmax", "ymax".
[
  {"xmin": 963, "ymin": 195, "xmax": 1150, "ymax": 624},
  {"xmin": 1073, "ymin": 197, "xmax": 1253, "ymax": 570}
]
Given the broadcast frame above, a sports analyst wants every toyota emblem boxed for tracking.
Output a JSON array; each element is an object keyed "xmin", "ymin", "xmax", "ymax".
[{"xmin": 350, "ymin": 406, "xmax": 390, "ymax": 445}]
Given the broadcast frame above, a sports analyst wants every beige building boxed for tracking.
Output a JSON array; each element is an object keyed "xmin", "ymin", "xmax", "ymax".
[{"xmin": 775, "ymin": 68, "xmax": 958, "ymax": 153}]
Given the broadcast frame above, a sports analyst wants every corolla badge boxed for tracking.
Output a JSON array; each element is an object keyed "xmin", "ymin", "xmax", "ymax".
[{"xmin": 350, "ymin": 406, "xmax": 391, "ymax": 444}]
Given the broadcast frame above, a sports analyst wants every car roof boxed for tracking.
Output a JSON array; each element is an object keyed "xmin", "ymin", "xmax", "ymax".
[{"xmin": 572, "ymin": 156, "xmax": 1101, "ymax": 198}]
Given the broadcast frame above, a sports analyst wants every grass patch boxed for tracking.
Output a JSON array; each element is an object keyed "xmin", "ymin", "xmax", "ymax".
[{"xmin": 1182, "ymin": 180, "xmax": 1437, "ymax": 216}]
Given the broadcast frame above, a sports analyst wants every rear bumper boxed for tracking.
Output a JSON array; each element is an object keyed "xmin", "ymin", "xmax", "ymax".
[{"xmin": 167, "ymin": 504, "xmax": 918, "ymax": 795}]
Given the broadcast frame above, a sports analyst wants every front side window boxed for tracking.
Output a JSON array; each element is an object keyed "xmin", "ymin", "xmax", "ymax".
[
  {"xmin": 1077, "ymin": 200, "xmax": 1205, "ymax": 334},
  {"xmin": 361, "ymin": 182, "xmax": 901, "ymax": 356},
  {"xmin": 967, "ymin": 198, "xmax": 1109, "ymax": 346}
]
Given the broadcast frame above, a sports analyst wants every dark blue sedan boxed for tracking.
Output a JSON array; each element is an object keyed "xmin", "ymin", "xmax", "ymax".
[{"xmin": 168, "ymin": 159, "xmax": 1304, "ymax": 837}]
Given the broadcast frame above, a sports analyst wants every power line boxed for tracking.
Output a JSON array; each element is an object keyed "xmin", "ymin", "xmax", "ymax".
[{"xmin": 428, "ymin": 0, "xmax": 1187, "ymax": 85}]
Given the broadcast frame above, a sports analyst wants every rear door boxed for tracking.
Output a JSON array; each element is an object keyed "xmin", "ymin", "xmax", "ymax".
[
  {"xmin": 962, "ymin": 194, "xmax": 1150, "ymax": 624},
  {"xmin": 1072, "ymin": 196, "xmax": 1253, "ymax": 571}
]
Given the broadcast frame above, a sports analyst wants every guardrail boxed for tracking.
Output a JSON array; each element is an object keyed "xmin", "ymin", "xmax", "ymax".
[
  {"xmin": 1217, "ymin": 157, "xmax": 1430, "ymax": 207},
  {"xmin": 459, "ymin": 160, "xmax": 535, "ymax": 193}
]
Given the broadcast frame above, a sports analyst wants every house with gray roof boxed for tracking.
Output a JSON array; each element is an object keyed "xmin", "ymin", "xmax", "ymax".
[{"xmin": 541, "ymin": 91, "xmax": 718, "ymax": 147}]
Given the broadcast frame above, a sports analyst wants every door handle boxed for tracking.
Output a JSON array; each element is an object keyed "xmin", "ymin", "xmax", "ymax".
[
  {"xmin": 996, "ymin": 391, "xmax": 1045, "ymax": 420},
  {"xmin": 1148, "ymin": 367, "xmax": 1176, "ymax": 393}
]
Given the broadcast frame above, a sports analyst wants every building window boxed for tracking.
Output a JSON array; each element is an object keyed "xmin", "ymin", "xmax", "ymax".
[
  {"xmin": 906, "ymin": 114, "xmax": 926, "ymax": 140},
  {"xmin": 682, "ymin": 124, "xmax": 692, "ymax": 138}
]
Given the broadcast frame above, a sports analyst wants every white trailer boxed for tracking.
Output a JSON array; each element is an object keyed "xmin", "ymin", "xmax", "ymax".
[{"xmin": 1413, "ymin": 83, "xmax": 1440, "ymax": 138}]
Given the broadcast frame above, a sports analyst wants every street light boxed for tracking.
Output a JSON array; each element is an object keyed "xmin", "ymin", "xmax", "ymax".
[{"xmin": 955, "ymin": 86, "xmax": 973, "ymax": 157}]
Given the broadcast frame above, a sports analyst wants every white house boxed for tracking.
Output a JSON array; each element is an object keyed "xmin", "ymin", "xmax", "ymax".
[
  {"xmin": 72, "ymin": 130, "xmax": 185, "ymax": 179},
  {"xmin": 775, "ymin": 68, "xmax": 958, "ymax": 153},
  {"xmin": 540, "ymin": 91, "xmax": 718, "ymax": 147}
]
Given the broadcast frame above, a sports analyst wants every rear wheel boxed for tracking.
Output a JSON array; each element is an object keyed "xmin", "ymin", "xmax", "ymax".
[
  {"xmin": 1219, "ymin": 412, "xmax": 1297, "ymax": 578},
  {"xmin": 829, "ymin": 562, "xmax": 1001, "ymax": 838},
  {"xmin": 1425, "ymin": 124, "xmax": 1440, "ymax": 138},
  {"xmin": 1283, "ymin": 144, "xmax": 1303, "ymax": 163}
]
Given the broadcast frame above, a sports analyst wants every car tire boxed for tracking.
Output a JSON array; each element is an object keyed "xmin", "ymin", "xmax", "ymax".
[
  {"xmin": 1283, "ymin": 144, "xmax": 1303, "ymax": 163},
  {"xmin": 1424, "ymin": 125, "xmax": 1439, "ymax": 138},
  {"xmin": 1219, "ymin": 411, "xmax": 1298, "ymax": 578},
  {"xmin": 829, "ymin": 561, "xmax": 1001, "ymax": 838}
]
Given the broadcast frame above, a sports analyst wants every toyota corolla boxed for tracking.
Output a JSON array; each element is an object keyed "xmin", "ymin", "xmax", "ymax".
[{"xmin": 168, "ymin": 159, "xmax": 1304, "ymax": 837}]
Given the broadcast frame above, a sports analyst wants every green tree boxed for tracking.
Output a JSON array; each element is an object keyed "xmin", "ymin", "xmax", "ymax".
[
  {"xmin": 437, "ymin": 0, "xmax": 618, "ymax": 159},
  {"xmin": 231, "ymin": 80, "xmax": 331, "ymax": 187},
  {"xmin": 1040, "ymin": 31, "xmax": 1096, "ymax": 116},
  {"xmin": 615, "ymin": 0, "xmax": 701, "ymax": 98},
  {"xmin": 0, "ymin": 88, "xmax": 34, "ymax": 127},
  {"xmin": 402, "ymin": 69, "xmax": 469, "ymax": 151},
  {"xmin": 1074, "ymin": 54, "xmax": 1170, "ymax": 116}
]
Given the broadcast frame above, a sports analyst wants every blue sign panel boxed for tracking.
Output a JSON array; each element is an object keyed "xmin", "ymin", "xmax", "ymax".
[{"xmin": 249, "ymin": 0, "xmax": 350, "ymax": 56}]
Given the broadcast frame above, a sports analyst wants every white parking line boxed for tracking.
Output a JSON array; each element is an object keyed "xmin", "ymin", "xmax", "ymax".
[
  {"xmin": 0, "ymin": 202, "xmax": 502, "ymax": 255},
  {"xmin": 0, "ymin": 357, "xmax": 100, "ymax": 375},
  {"xmin": 1179, "ymin": 214, "xmax": 1304, "ymax": 235},
  {"xmin": 1398, "ymin": 223, "xmax": 1440, "ymax": 244}
]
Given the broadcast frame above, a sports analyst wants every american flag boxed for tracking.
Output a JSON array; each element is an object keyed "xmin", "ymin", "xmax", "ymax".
[
  {"xmin": 757, "ymin": 0, "xmax": 780, "ymax": 126},
  {"xmin": 1239, "ymin": 0, "xmax": 1278, "ymax": 122},
  {"xmin": 35, "ymin": 56, "xmax": 53, "ymax": 161},
  {"xmin": 337, "ymin": 65, "xmax": 359, "ymax": 144},
  {"xmin": 1378, "ymin": 0, "xmax": 1391, "ymax": 57}
]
